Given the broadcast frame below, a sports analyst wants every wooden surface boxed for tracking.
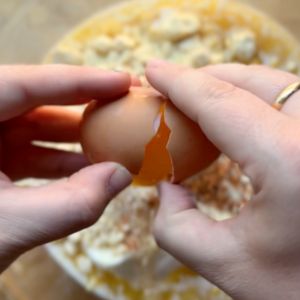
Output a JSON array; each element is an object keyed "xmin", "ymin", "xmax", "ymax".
[{"xmin": 0, "ymin": 0, "xmax": 300, "ymax": 299}]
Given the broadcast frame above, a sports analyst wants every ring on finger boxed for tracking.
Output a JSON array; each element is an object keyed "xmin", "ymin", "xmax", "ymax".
[{"xmin": 272, "ymin": 81, "xmax": 300, "ymax": 110}]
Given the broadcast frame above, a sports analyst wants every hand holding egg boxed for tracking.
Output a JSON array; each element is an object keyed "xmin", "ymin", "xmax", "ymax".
[
  {"xmin": 0, "ymin": 65, "xmax": 133, "ymax": 273},
  {"xmin": 80, "ymin": 86, "xmax": 219, "ymax": 185}
]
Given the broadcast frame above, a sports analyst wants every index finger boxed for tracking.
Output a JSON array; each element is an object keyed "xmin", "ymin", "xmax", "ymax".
[
  {"xmin": 202, "ymin": 64, "xmax": 300, "ymax": 116},
  {"xmin": 0, "ymin": 65, "xmax": 131, "ymax": 121},
  {"xmin": 145, "ymin": 60, "xmax": 288, "ymax": 181}
]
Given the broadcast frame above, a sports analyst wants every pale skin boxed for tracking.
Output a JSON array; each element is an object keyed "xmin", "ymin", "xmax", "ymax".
[
  {"xmin": 0, "ymin": 62, "xmax": 299, "ymax": 299},
  {"xmin": 0, "ymin": 65, "xmax": 133, "ymax": 271},
  {"xmin": 146, "ymin": 60, "xmax": 300, "ymax": 300}
]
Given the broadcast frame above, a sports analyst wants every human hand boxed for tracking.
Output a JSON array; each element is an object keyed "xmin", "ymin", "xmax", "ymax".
[
  {"xmin": 146, "ymin": 61, "xmax": 300, "ymax": 300},
  {"xmin": 0, "ymin": 65, "xmax": 132, "ymax": 272}
]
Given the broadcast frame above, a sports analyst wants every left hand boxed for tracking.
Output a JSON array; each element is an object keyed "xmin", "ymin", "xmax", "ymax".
[{"xmin": 0, "ymin": 65, "xmax": 133, "ymax": 271}]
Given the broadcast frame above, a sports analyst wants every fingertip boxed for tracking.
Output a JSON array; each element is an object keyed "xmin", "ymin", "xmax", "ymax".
[
  {"xmin": 119, "ymin": 71, "xmax": 132, "ymax": 84},
  {"xmin": 80, "ymin": 162, "xmax": 131, "ymax": 190},
  {"xmin": 80, "ymin": 69, "xmax": 132, "ymax": 101},
  {"xmin": 145, "ymin": 62, "xmax": 168, "ymax": 96},
  {"xmin": 5, "ymin": 162, "xmax": 132, "ymax": 250},
  {"xmin": 146, "ymin": 59, "xmax": 185, "ymax": 73},
  {"xmin": 110, "ymin": 71, "xmax": 132, "ymax": 91},
  {"xmin": 145, "ymin": 59, "xmax": 171, "ymax": 81},
  {"xmin": 146, "ymin": 59, "xmax": 173, "ymax": 79},
  {"xmin": 146, "ymin": 60, "xmax": 188, "ymax": 98}
]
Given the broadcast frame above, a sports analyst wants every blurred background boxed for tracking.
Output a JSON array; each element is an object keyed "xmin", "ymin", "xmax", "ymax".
[
  {"xmin": 0, "ymin": 0, "xmax": 300, "ymax": 64},
  {"xmin": 0, "ymin": 0, "xmax": 299, "ymax": 299}
]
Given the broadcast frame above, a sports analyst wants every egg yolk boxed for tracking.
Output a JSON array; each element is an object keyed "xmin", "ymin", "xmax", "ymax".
[{"xmin": 133, "ymin": 103, "xmax": 173, "ymax": 186}]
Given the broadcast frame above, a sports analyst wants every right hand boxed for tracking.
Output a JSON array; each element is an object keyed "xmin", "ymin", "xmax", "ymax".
[{"xmin": 146, "ymin": 61, "xmax": 300, "ymax": 300}]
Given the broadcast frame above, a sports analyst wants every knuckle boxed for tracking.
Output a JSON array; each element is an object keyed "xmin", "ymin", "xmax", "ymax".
[
  {"xmin": 167, "ymin": 68, "xmax": 239, "ymax": 111},
  {"xmin": 202, "ymin": 78, "xmax": 238, "ymax": 103},
  {"xmin": 193, "ymin": 69, "xmax": 239, "ymax": 101},
  {"xmin": 195, "ymin": 79, "xmax": 240, "ymax": 119}
]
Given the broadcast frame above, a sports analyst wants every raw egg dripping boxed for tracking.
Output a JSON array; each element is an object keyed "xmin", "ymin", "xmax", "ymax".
[{"xmin": 133, "ymin": 102, "xmax": 173, "ymax": 186}]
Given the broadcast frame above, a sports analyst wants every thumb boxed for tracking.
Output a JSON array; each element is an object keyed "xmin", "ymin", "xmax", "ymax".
[
  {"xmin": 154, "ymin": 182, "xmax": 240, "ymax": 278},
  {"xmin": 0, "ymin": 163, "xmax": 132, "ymax": 260}
]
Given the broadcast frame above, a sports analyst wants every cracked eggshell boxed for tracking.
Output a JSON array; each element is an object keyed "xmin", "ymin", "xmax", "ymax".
[
  {"xmin": 80, "ymin": 87, "xmax": 220, "ymax": 182},
  {"xmin": 80, "ymin": 87, "xmax": 163, "ymax": 175},
  {"xmin": 165, "ymin": 102, "xmax": 220, "ymax": 182}
]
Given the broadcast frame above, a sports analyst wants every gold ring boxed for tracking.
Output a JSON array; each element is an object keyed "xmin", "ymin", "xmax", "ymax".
[{"xmin": 272, "ymin": 81, "xmax": 300, "ymax": 110}]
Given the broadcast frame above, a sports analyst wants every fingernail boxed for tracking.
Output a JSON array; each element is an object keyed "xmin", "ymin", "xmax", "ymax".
[{"xmin": 108, "ymin": 165, "xmax": 132, "ymax": 196}]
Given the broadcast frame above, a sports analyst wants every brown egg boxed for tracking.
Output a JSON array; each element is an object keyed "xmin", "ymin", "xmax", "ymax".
[{"xmin": 80, "ymin": 87, "xmax": 219, "ymax": 185}]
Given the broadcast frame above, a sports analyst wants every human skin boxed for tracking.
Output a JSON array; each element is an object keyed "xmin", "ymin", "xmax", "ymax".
[
  {"xmin": 0, "ymin": 65, "xmax": 133, "ymax": 272},
  {"xmin": 146, "ymin": 60, "xmax": 300, "ymax": 300}
]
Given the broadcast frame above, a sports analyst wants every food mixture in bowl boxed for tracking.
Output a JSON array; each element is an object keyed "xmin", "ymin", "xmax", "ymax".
[{"xmin": 42, "ymin": 0, "xmax": 300, "ymax": 299}]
